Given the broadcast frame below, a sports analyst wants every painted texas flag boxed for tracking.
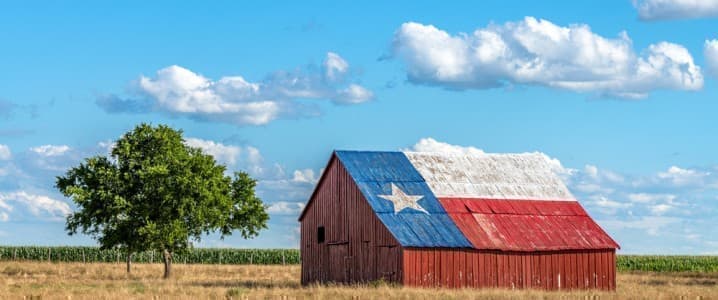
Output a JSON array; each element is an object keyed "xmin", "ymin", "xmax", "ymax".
[{"xmin": 335, "ymin": 151, "xmax": 619, "ymax": 251}]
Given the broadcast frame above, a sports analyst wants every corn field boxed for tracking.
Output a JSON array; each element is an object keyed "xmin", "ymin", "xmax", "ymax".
[
  {"xmin": 617, "ymin": 255, "xmax": 718, "ymax": 272},
  {"xmin": 1, "ymin": 247, "xmax": 717, "ymax": 272},
  {"xmin": 0, "ymin": 246, "xmax": 299, "ymax": 265}
]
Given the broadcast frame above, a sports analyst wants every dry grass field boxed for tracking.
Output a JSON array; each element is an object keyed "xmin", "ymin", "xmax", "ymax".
[{"xmin": 1, "ymin": 261, "xmax": 716, "ymax": 299}]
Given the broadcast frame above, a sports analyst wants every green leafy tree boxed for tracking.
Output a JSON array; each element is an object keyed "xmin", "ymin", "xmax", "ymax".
[{"xmin": 56, "ymin": 123, "xmax": 269, "ymax": 278}]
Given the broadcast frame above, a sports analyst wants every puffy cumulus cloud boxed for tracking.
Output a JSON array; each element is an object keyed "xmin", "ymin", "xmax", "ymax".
[
  {"xmin": 391, "ymin": 17, "xmax": 703, "ymax": 98},
  {"xmin": 633, "ymin": 0, "xmax": 718, "ymax": 20},
  {"xmin": 0, "ymin": 191, "xmax": 71, "ymax": 222},
  {"xmin": 706, "ymin": 40, "xmax": 718, "ymax": 77},
  {"xmin": 97, "ymin": 52, "xmax": 373, "ymax": 126},
  {"xmin": 29, "ymin": 145, "xmax": 71, "ymax": 157},
  {"xmin": 0, "ymin": 144, "xmax": 10, "ymax": 160},
  {"xmin": 405, "ymin": 137, "xmax": 486, "ymax": 156},
  {"xmin": 267, "ymin": 201, "xmax": 306, "ymax": 215}
]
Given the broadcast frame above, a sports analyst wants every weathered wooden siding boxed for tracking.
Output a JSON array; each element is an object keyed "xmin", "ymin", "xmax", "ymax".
[
  {"xmin": 402, "ymin": 248, "xmax": 616, "ymax": 290},
  {"xmin": 300, "ymin": 156, "xmax": 401, "ymax": 285}
]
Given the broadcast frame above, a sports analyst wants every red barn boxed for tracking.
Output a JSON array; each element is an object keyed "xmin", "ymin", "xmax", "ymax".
[{"xmin": 299, "ymin": 151, "xmax": 619, "ymax": 290}]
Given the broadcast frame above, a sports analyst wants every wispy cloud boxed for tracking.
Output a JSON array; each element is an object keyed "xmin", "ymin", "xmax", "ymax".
[
  {"xmin": 633, "ymin": 0, "xmax": 718, "ymax": 20},
  {"xmin": 0, "ymin": 145, "xmax": 11, "ymax": 161},
  {"xmin": 706, "ymin": 39, "xmax": 718, "ymax": 77}
]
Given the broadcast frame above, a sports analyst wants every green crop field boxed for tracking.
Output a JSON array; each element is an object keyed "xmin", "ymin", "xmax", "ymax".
[
  {"xmin": 617, "ymin": 255, "xmax": 718, "ymax": 272},
  {"xmin": 2, "ymin": 246, "xmax": 718, "ymax": 273},
  {"xmin": 0, "ymin": 246, "xmax": 299, "ymax": 265}
]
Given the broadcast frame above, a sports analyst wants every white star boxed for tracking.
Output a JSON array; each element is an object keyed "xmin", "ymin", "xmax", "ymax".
[{"xmin": 377, "ymin": 183, "xmax": 429, "ymax": 214}]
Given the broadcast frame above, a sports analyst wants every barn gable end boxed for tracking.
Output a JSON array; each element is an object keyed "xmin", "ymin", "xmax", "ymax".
[{"xmin": 300, "ymin": 154, "xmax": 402, "ymax": 284}]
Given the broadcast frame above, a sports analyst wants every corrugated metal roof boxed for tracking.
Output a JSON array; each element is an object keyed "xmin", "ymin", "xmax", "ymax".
[
  {"xmin": 441, "ymin": 198, "xmax": 619, "ymax": 250},
  {"xmin": 332, "ymin": 150, "xmax": 618, "ymax": 250},
  {"xmin": 336, "ymin": 151, "xmax": 472, "ymax": 248},
  {"xmin": 404, "ymin": 152, "xmax": 575, "ymax": 200}
]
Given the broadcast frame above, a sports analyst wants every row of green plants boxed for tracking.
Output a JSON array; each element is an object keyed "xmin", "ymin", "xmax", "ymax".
[
  {"xmin": 617, "ymin": 255, "xmax": 718, "ymax": 272},
  {"xmin": 0, "ymin": 246, "xmax": 300, "ymax": 265},
  {"xmin": 2, "ymin": 247, "xmax": 717, "ymax": 272}
]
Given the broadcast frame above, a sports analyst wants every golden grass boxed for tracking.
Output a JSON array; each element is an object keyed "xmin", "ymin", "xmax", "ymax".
[{"xmin": 0, "ymin": 261, "xmax": 716, "ymax": 299}]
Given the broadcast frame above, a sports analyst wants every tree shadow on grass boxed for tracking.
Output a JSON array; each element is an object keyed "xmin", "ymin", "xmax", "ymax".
[
  {"xmin": 190, "ymin": 280, "xmax": 301, "ymax": 289},
  {"xmin": 684, "ymin": 279, "xmax": 716, "ymax": 286}
]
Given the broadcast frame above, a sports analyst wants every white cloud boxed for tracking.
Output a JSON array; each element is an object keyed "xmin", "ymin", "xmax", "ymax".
[
  {"xmin": 29, "ymin": 145, "xmax": 70, "ymax": 157},
  {"xmin": 583, "ymin": 164, "xmax": 624, "ymax": 183},
  {"xmin": 590, "ymin": 195, "xmax": 632, "ymax": 209},
  {"xmin": 267, "ymin": 201, "xmax": 305, "ymax": 215},
  {"xmin": 706, "ymin": 39, "xmax": 718, "ymax": 77},
  {"xmin": 392, "ymin": 17, "xmax": 703, "ymax": 98},
  {"xmin": 405, "ymin": 137, "xmax": 486, "ymax": 156},
  {"xmin": 323, "ymin": 52, "xmax": 349, "ymax": 82},
  {"xmin": 627, "ymin": 193, "xmax": 676, "ymax": 204},
  {"xmin": 0, "ymin": 144, "xmax": 11, "ymax": 160},
  {"xmin": 586, "ymin": 195, "xmax": 633, "ymax": 215},
  {"xmin": 584, "ymin": 165, "xmax": 599, "ymax": 178},
  {"xmin": 185, "ymin": 138, "xmax": 242, "ymax": 166},
  {"xmin": 292, "ymin": 169, "xmax": 319, "ymax": 184},
  {"xmin": 633, "ymin": 0, "xmax": 718, "ymax": 20},
  {"xmin": 650, "ymin": 203, "xmax": 674, "ymax": 215},
  {"xmin": 0, "ymin": 191, "xmax": 71, "ymax": 221},
  {"xmin": 656, "ymin": 166, "xmax": 709, "ymax": 186},
  {"xmin": 98, "ymin": 52, "xmax": 373, "ymax": 125},
  {"xmin": 183, "ymin": 137, "xmax": 272, "ymax": 178},
  {"xmin": 334, "ymin": 84, "xmax": 374, "ymax": 104}
]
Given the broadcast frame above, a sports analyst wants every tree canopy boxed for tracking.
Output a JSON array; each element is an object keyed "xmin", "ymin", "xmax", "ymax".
[{"xmin": 56, "ymin": 123, "xmax": 269, "ymax": 278}]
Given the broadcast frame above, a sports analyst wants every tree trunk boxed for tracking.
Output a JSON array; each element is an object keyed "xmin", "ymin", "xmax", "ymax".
[
  {"xmin": 126, "ymin": 252, "xmax": 132, "ymax": 274},
  {"xmin": 163, "ymin": 249, "xmax": 172, "ymax": 279}
]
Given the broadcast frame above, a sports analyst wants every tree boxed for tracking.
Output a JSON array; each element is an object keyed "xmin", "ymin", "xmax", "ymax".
[{"xmin": 56, "ymin": 123, "xmax": 269, "ymax": 278}]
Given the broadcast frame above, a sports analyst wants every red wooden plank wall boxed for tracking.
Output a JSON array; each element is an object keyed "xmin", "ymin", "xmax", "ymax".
[
  {"xmin": 301, "ymin": 156, "xmax": 402, "ymax": 285},
  {"xmin": 402, "ymin": 248, "xmax": 616, "ymax": 290}
]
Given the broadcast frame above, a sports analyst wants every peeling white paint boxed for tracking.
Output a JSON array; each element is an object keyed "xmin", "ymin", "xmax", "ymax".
[{"xmin": 404, "ymin": 152, "xmax": 575, "ymax": 200}]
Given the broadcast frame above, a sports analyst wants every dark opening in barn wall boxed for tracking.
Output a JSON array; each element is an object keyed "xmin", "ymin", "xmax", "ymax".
[
  {"xmin": 299, "ymin": 151, "xmax": 618, "ymax": 290},
  {"xmin": 317, "ymin": 226, "xmax": 325, "ymax": 244}
]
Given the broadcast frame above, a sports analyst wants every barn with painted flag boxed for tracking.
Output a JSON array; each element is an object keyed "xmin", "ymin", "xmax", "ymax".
[{"xmin": 299, "ymin": 150, "xmax": 619, "ymax": 290}]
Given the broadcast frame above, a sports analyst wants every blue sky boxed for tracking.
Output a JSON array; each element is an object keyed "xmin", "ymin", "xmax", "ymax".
[{"xmin": 1, "ymin": 0, "xmax": 717, "ymax": 253}]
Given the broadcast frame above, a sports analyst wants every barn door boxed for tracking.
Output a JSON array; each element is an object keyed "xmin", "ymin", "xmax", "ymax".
[
  {"xmin": 377, "ymin": 245, "xmax": 400, "ymax": 282},
  {"xmin": 328, "ymin": 243, "xmax": 349, "ymax": 282}
]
